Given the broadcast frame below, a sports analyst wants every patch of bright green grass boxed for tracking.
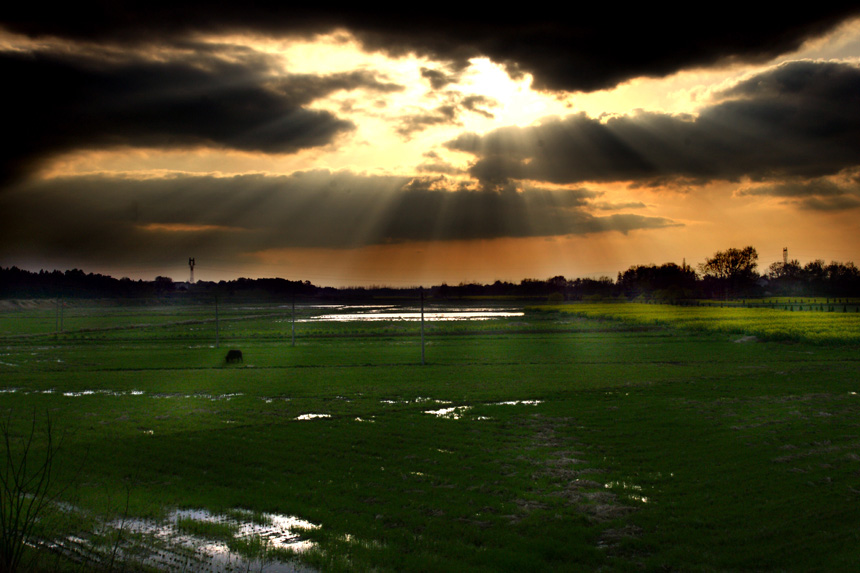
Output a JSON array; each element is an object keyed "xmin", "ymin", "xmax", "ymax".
[{"xmin": 539, "ymin": 302, "xmax": 860, "ymax": 343}]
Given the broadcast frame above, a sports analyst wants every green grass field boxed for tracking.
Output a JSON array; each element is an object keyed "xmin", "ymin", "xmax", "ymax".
[
  {"xmin": 1, "ymin": 301, "xmax": 859, "ymax": 571},
  {"xmin": 542, "ymin": 302, "xmax": 860, "ymax": 344}
]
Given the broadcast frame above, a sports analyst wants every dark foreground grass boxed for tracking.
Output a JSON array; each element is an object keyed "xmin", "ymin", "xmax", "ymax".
[{"xmin": 1, "ymin": 303, "xmax": 859, "ymax": 571}]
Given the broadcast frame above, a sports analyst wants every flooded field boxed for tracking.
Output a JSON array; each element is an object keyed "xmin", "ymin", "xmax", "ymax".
[
  {"xmin": 48, "ymin": 507, "xmax": 317, "ymax": 572},
  {"xmin": 1, "ymin": 301, "xmax": 859, "ymax": 571}
]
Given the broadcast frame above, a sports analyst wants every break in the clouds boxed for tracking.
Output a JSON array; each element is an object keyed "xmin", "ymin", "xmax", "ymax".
[
  {"xmin": 0, "ymin": 46, "xmax": 401, "ymax": 185},
  {"xmin": 397, "ymin": 105, "xmax": 459, "ymax": 137},
  {"xmin": 447, "ymin": 61, "xmax": 860, "ymax": 188},
  {"xmin": 396, "ymin": 94, "xmax": 498, "ymax": 137},
  {"xmin": 0, "ymin": 172, "xmax": 677, "ymax": 266},
  {"xmin": 2, "ymin": 5, "xmax": 857, "ymax": 92}
]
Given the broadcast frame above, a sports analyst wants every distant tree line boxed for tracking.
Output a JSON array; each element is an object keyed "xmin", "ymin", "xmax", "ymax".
[
  {"xmin": 0, "ymin": 268, "xmax": 326, "ymax": 301},
  {"xmin": 2, "ymin": 246, "xmax": 859, "ymax": 301}
]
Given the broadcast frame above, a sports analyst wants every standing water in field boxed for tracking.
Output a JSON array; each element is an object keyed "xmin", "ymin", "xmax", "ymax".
[
  {"xmin": 51, "ymin": 507, "xmax": 317, "ymax": 572},
  {"xmin": 294, "ymin": 304, "xmax": 523, "ymax": 322}
]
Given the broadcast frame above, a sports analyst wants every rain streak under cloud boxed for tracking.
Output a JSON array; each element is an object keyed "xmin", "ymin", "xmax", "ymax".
[{"xmin": 1, "ymin": 6, "xmax": 859, "ymax": 285}]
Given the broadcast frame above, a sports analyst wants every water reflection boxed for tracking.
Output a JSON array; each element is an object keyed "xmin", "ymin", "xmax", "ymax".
[
  {"xmin": 295, "ymin": 413, "xmax": 331, "ymax": 420},
  {"xmin": 51, "ymin": 507, "xmax": 317, "ymax": 572},
  {"xmin": 306, "ymin": 310, "xmax": 523, "ymax": 322},
  {"xmin": 424, "ymin": 400, "xmax": 543, "ymax": 419},
  {"xmin": 604, "ymin": 481, "xmax": 650, "ymax": 503},
  {"xmin": 424, "ymin": 406, "xmax": 470, "ymax": 419}
]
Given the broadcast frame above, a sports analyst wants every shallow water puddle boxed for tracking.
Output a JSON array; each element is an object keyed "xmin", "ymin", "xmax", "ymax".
[
  {"xmin": 604, "ymin": 481, "xmax": 649, "ymax": 503},
  {"xmin": 53, "ymin": 507, "xmax": 317, "ymax": 572},
  {"xmin": 424, "ymin": 400, "xmax": 543, "ymax": 419},
  {"xmin": 152, "ymin": 392, "xmax": 243, "ymax": 401},
  {"xmin": 382, "ymin": 396, "xmax": 442, "ymax": 405},
  {"xmin": 63, "ymin": 389, "xmax": 146, "ymax": 397},
  {"xmin": 261, "ymin": 396, "xmax": 292, "ymax": 404},
  {"xmin": 424, "ymin": 406, "xmax": 471, "ymax": 419},
  {"xmin": 0, "ymin": 388, "xmax": 243, "ymax": 400},
  {"xmin": 305, "ymin": 310, "xmax": 524, "ymax": 322},
  {"xmin": 295, "ymin": 413, "xmax": 330, "ymax": 420}
]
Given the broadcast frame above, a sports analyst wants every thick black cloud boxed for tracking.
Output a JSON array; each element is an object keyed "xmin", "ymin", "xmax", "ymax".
[
  {"xmin": 2, "ymin": 5, "xmax": 857, "ymax": 92},
  {"xmin": 0, "ymin": 49, "xmax": 400, "ymax": 185},
  {"xmin": 0, "ymin": 172, "xmax": 677, "ymax": 266},
  {"xmin": 447, "ymin": 61, "xmax": 860, "ymax": 187}
]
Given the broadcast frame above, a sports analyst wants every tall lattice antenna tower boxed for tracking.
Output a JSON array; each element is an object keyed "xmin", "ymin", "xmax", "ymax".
[
  {"xmin": 783, "ymin": 248, "xmax": 788, "ymax": 266},
  {"xmin": 189, "ymin": 257, "xmax": 195, "ymax": 284}
]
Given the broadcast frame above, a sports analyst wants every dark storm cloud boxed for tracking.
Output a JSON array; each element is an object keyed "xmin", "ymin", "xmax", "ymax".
[
  {"xmin": 739, "ymin": 180, "xmax": 847, "ymax": 198},
  {"xmin": 2, "ymin": 5, "xmax": 858, "ymax": 92},
  {"xmin": 0, "ymin": 49, "xmax": 400, "ymax": 185},
  {"xmin": 737, "ymin": 175, "xmax": 860, "ymax": 211},
  {"xmin": 798, "ymin": 196, "xmax": 860, "ymax": 211},
  {"xmin": 0, "ymin": 172, "xmax": 677, "ymax": 265},
  {"xmin": 447, "ymin": 61, "xmax": 860, "ymax": 187}
]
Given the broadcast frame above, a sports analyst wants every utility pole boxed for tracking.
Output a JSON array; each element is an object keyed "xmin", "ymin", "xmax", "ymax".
[
  {"xmin": 291, "ymin": 294, "xmax": 296, "ymax": 347},
  {"xmin": 420, "ymin": 287, "xmax": 425, "ymax": 366},
  {"xmin": 214, "ymin": 297, "xmax": 220, "ymax": 348},
  {"xmin": 189, "ymin": 258, "xmax": 195, "ymax": 284},
  {"xmin": 783, "ymin": 247, "xmax": 788, "ymax": 266}
]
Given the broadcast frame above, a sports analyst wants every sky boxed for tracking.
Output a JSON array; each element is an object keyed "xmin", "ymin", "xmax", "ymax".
[{"xmin": 2, "ymin": 6, "xmax": 860, "ymax": 287}]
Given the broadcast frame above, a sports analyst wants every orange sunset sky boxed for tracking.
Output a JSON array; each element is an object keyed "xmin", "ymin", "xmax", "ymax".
[{"xmin": 1, "ymin": 7, "xmax": 860, "ymax": 286}]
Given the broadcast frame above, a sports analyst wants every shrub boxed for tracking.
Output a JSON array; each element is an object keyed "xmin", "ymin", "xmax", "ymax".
[{"xmin": 0, "ymin": 411, "xmax": 63, "ymax": 573}]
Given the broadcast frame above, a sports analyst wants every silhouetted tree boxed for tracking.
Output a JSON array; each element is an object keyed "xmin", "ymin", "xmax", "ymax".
[
  {"xmin": 766, "ymin": 259, "xmax": 803, "ymax": 295},
  {"xmin": 699, "ymin": 246, "xmax": 759, "ymax": 298},
  {"xmin": 802, "ymin": 260, "xmax": 827, "ymax": 296},
  {"xmin": 824, "ymin": 261, "xmax": 860, "ymax": 296},
  {"xmin": 568, "ymin": 277, "xmax": 615, "ymax": 300},
  {"xmin": 618, "ymin": 263, "xmax": 697, "ymax": 301},
  {"xmin": 153, "ymin": 276, "xmax": 175, "ymax": 294}
]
